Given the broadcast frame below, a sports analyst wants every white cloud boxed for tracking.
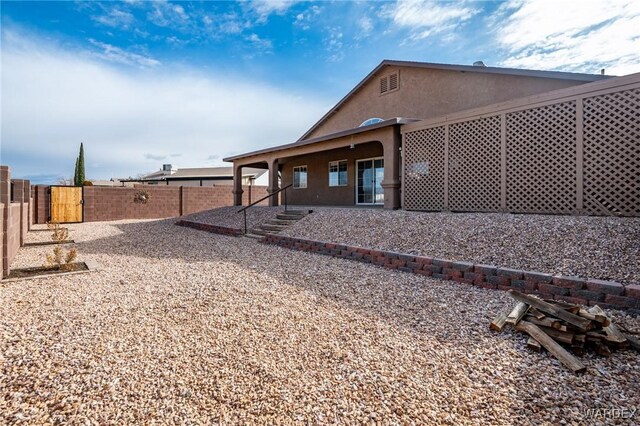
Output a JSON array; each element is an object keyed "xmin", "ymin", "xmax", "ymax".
[
  {"xmin": 358, "ymin": 16, "xmax": 373, "ymax": 36},
  {"xmin": 246, "ymin": 33, "xmax": 273, "ymax": 52},
  {"xmin": 88, "ymin": 39, "xmax": 161, "ymax": 68},
  {"xmin": 324, "ymin": 27, "xmax": 345, "ymax": 62},
  {"xmin": 492, "ymin": 0, "xmax": 640, "ymax": 75},
  {"xmin": 385, "ymin": 0, "xmax": 480, "ymax": 40},
  {"xmin": 250, "ymin": 0, "xmax": 298, "ymax": 23},
  {"xmin": 1, "ymin": 27, "xmax": 328, "ymax": 181},
  {"xmin": 92, "ymin": 8, "xmax": 135, "ymax": 29},
  {"xmin": 147, "ymin": 0, "xmax": 190, "ymax": 28},
  {"xmin": 293, "ymin": 5, "xmax": 321, "ymax": 30}
]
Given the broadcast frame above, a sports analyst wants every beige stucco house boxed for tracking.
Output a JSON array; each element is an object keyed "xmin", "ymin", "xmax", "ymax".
[{"xmin": 224, "ymin": 60, "xmax": 631, "ymax": 213}]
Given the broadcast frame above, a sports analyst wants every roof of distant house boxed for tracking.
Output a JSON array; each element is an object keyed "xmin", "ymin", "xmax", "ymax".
[{"xmin": 140, "ymin": 166, "xmax": 266, "ymax": 181}]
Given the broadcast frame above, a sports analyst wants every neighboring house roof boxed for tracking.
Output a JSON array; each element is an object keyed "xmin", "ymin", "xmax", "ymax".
[
  {"xmin": 140, "ymin": 166, "xmax": 266, "ymax": 181},
  {"xmin": 297, "ymin": 59, "xmax": 611, "ymax": 142},
  {"xmin": 223, "ymin": 117, "xmax": 417, "ymax": 162}
]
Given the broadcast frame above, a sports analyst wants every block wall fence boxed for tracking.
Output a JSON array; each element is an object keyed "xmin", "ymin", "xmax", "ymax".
[
  {"xmin": 33, "ymin": 184, "xmax": 269, "ymax": 224},
  {"xmin": 1, "ymin": 166, "xmax": 33, "ymax": 278}
]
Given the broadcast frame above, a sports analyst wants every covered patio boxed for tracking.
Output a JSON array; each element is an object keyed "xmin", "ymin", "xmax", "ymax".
[{"xmin": 224, "ymin": 118, "xmax": 415, "ymax": 209}]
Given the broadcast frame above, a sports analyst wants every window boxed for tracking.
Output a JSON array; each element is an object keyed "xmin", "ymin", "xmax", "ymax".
[
  {"xmin": 359, "ymin": 118, "xmax": 384, "ymax": 127},
  {"xmin": 293, "ymin": 166, "xmax": 307, "ymax": 188},
  {"xmin": 329, "ymin": 160, "xmax": 348, "ymax": 186}
]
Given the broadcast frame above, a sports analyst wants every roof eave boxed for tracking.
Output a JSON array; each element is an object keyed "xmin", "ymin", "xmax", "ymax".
[{"xmin": 223, "ymin": 117, "xmax": 417, "ymax": 162}]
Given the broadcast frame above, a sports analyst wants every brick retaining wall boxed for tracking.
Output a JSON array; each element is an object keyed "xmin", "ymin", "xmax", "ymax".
[
  {"xmin": 262, "ymin": 234, "xmax": 640, "ymax": 314},
  {"xmin": 175, "ymin": 220, "xmax": 243, "ymax": 237}
]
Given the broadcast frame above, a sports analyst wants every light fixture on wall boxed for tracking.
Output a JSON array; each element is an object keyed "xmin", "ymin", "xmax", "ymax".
[{"xmin": 350, "ymin": 144, "xmax": 355, "ymax": 149}]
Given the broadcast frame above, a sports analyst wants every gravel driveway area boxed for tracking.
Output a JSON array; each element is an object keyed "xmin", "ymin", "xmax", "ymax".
[
  {"xmin": 2, "ymin": 219, "xmax": 639, "ymax": 424},
  {"xmin": 180, "ymin": 206, "xmax": 284, "ymax": 230},
  {"xmin": 281, "ymin": 209, "xmax": 640, "ymax": 284}
]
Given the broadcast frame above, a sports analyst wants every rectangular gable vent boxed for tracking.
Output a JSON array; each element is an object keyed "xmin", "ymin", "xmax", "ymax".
[
  {"xmin": 379, "ymin": 72, "xmax": 399, "ymax": 95},
  {"xmin": 380, "ymin": 77, "xmax": 388, "ymax": 94},
  {"xmin": 389, "ymin": 72, "xmax": 398, "ymax": 90}
]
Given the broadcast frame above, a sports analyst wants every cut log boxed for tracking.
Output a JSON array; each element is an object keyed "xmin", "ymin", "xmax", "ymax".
[
  {"xmin": 527, "ymin": 337, "xmax": 542, "ymax": 353},
  {"xmin": 528, "ymin": 308, "xmax": 546, "ymax": 320},
  {"xmin": 594, "ymin": 341, "xmax": 612, "ymax": 357},
  {"xmin": 524, "ymin": 315, "xmax": 562, "ymax": 330},
  {"xmin": 490, "ymin": 310, "xmax": 509, "ymax": 332},
  {"xmin": 539, "ymin": 326, "xmax": 575, "ymax": 345},
  {"xmin": 515, "ymin": 321, "xmax": 586, "ymax": 373},
  {"xmin": 506, "ymin": 302, "xmax": 529, "ymax": 325},
  {"xmin": 588, "ymin": 306, "xmax": 628, "ymax": 349},
  {"xmin": 547, "ymin": 299, "xmax": 580, "ymax": 314},
  {"xmin": 509, "ymin": 290, "xmax": 592, "ymax": 331},
  {"xmin": 578, "ymin": 308, "xmax": 610, "ymax": 326}
]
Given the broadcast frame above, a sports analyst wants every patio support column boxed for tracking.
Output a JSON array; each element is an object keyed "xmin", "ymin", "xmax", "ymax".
[
  {"xmin": 232, "ymin": 163, "xmax": 243, "ymax": 206},
  {"xmin": 267, "ymin": 158, "xmax": 279, "ymax": 207},
  {"xmin": 380, "ymin": 127, "xmax": 402, "ymax": 209}
]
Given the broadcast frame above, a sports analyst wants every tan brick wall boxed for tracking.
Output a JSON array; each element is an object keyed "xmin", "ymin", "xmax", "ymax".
[
  {"xmin": 7, "ymin": 204, "xmax": 21, "ymax": 265},
  {"xmin": 79, "ymin": 185, "xmax": 269, "ymax": 222},
  {"xmin": 83, "ymin": 186, "xmax": 181, "ymax": 221},
  {"xmin": 0, "ymin": 202, "xmax": 3, "ymax": 277},
  {"xmin": 34, "ymin": 185, "xmax": 50, "ymax": 224}
]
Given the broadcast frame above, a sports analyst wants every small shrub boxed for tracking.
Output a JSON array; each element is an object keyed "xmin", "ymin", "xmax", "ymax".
[
  {"xmin": 46, "ymin": 246, "xmax": 78, "ymax": 271},
  {"xmin": 83, "ymin": 181, "xmax": 93, "ymax": 186},
  {"xmin": 47, "ymin": 221, "xmax": 69, "ymax": 243},
  {"xmin": 45, "ymin": 222, "xmax": 78, "ymax": 271}
]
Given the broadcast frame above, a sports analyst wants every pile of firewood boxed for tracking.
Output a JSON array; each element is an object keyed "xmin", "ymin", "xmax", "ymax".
[{"xmin": 491, "ymin": 290, "xmax": 640, "ymax": 373}]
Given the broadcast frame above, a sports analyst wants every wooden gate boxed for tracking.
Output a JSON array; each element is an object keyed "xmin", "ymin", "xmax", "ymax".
[{"xmin": 50, "ymin": 186, "xmax": 83, "ymax": 223}]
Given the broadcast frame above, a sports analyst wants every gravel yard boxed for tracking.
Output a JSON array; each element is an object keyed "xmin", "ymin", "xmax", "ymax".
[
  {"xmin": 2, "ymin": 219, "xmax": 639, "ymax": 424},
  {"xmin": 181, "ymin": 206, "xmax": 285, "ymax": 231},
  {"xmin": 280, "ymin": 209, "xmax": 640, "ymax": 284}
]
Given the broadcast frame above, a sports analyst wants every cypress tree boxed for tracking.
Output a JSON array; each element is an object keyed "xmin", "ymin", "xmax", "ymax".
[
  {"xmin": 77, "ymin": 143, "xmax": 85, "ymax": 185},
  {"xmin": 73, "ymin": 157, "xmax": 79, "ymax": 186}
]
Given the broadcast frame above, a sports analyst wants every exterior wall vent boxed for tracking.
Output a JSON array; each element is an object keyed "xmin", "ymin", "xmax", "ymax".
[
  {"xmin": 380, "ymin": 77, "xmax": 388, "ymax": 93},
  {"xmin": 389, "ymin": 73, "xmax": 398, "ymax": 90},
  {"xmin": 379, "ymin": 71, "xmax": 399, "ymax": 95}
]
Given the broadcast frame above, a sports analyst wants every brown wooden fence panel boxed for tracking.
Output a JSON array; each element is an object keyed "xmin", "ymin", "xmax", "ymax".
[{"xmin": 50, "ymin": 186, "xmax": 83, "ymax": 223}]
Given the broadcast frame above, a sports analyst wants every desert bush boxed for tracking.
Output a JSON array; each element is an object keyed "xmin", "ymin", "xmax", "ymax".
[{"xmin": 45, "ymin": 222, "xmax": 78, "ymax": 271}]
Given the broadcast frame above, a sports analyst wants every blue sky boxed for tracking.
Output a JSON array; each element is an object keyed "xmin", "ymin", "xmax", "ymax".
[{"xmin": 2, "ymin": 0, "xmax": 639, "ymax": 183}]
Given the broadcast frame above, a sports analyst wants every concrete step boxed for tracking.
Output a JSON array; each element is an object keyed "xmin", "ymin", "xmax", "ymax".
[
  {"xmin": 276, "ymin": 213, "xmax": 306, "ymax": 221},
  {"xmin": 284, "ymin": 209, "xmax": 312, "ymax": 215},
  {"xmin": 260, "ymin": 224, "xmax": 287, "ymax": 232},
  {"xmin": 250, "ymin": 228, "xmax": 269, "ymax": 236},
  {"xmin": 266, "ymin": 219, "xmax": 293, "ymax": 226},
  {"xmin": 244, "ymin": 233, "xmax": 264, "ymax": 240}
]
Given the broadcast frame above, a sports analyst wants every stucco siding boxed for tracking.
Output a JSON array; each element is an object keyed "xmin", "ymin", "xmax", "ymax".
[
  {"xmin": 306, "ymin": 66, "xmax": 588, "ymax": 139},
  {"xmin": 280, "ymin": 142, "xmax": 384, "ymax": 206}
]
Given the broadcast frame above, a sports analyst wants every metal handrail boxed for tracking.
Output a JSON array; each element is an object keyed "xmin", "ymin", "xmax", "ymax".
[{"xmin": 237, "ymin": 183, "xmax": 292, "ymax": 234}]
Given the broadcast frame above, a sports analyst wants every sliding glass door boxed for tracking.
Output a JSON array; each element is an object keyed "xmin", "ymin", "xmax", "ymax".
[{"xmin": 356, "ymin": 158, "xmax": 384, "ymax": 205}]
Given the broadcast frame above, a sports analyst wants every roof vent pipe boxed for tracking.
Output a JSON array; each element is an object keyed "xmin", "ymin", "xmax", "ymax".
[
  {"xmin": 473, "ymin": 61, "xmax": 486, "ymax": 67},
  {"xmin": 601, "ymin": 68, "xmax": 605, "ymax": 75}
]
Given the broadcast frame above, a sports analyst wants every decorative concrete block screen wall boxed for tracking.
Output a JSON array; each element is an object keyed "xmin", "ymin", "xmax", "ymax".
[{"xmin": 402, "ymin": 73, "xmax": 640, "ymax": 216}]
